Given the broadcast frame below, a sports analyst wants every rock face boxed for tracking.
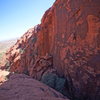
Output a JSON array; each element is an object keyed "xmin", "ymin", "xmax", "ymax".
[
  {"xmin": 0, "ymin": 74, "xmax": 69, "ymax": 100},
  {"xmin": 0, "ymin": 70, "xmax": 9, "ymax": 85},
  {"xmin": 5, "ymin": 0, "xmax": 100, "ymax": 100}
]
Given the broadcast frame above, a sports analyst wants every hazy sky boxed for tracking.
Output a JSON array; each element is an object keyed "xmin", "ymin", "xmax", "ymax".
[{"xmin": 0, "ymin": 0, "xmax": 55, "ymax": 41}]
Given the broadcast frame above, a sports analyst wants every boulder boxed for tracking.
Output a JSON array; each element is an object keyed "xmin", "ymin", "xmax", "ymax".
[{"xmin": 0, "ymin": 74, "xmax": 69, "ymax": 100}]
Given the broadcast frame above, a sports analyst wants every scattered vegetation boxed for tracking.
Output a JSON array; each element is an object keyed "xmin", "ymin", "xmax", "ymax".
[
  {"xmin": 0, "ymin": 39, "xmax": 17, "ymax": 66},
  {"xmin": 41, "ymin": 73, "xmax": 66, "ymax": 96},
  {"xmin": 0, "ymin": 52, "xmax": 5, "ymax": 65}
]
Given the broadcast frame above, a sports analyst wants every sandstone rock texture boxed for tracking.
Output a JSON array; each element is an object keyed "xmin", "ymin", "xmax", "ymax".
[
  {"xmin": 0, "ymin": 74, "xmax": 68, "ymax": 100},
  {"xmin": 0, "ymin": 70, "xmax": 9, "ymax": 85},
  {"xmin": 5, "ymin": 0, "xmax": 100, "ymax": 100}
]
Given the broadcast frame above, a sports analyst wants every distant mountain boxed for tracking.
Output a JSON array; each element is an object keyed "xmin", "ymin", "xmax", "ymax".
[{"xmin": 0, "ymin": 38, "xmax": 17, "ymax": 66}]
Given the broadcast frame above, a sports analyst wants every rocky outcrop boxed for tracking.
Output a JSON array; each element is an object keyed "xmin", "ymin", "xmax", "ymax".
[
  {"xmin": 5, "ymin": 0, "xmax": 100, "ymax": 100},
  {"xmin": 0, "ymin": 70, "xmax": 9, "ymax": 85},
  {"xmin": 0, "ymin": 74, "xmax": 69, "ymax": 100}
]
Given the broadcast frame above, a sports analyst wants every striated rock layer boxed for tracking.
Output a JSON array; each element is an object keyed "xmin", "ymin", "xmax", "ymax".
[{"xmin": 5, "ymin": 0, "xmax": 100, "ymax": 100}]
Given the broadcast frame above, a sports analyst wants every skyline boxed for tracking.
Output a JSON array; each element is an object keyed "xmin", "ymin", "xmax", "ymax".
[{"xmin": 0, "ymin": 0, "xmax": 55, "ymax": 41}]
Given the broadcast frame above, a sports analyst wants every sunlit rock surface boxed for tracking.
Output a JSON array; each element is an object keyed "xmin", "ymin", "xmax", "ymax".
[
  {"xmin": 0, "ymin": 70, "xmax": 9, "ymax": 85},
  {"xmin": 5, "ymin": 0, "xmax": 100, "ymax": 99}
]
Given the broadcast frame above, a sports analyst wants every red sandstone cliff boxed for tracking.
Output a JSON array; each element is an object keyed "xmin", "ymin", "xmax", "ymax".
[{"xmin": 5, "ymin": 0, "xmax": 100, "ymax": 100}]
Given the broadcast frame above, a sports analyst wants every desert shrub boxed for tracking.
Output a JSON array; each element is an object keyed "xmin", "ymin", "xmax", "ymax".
[
  {"xmin": 41, "ymin": 73, "xmax": 57, "ymax": 88},
  {"xmin": 41, "ymin": 72, "xmax": 66, "ymax": 94},
  {"xmin": 55, "ymin": 77, "xmax": 66, "ymax": 93},
  {"xmin": 0, "ymin": 52, "xmax": 5, "ymax": 60},
  {"xmin": 5, "ymin": 60, "xmax": 10, "ymax": 71},
  {"xmin": 19, "ymin": 48, "xmax": 25, "ymax": 54},
  {"xmin": 31, "ymin": 37, "xmax": 37, "ymax": 43}
]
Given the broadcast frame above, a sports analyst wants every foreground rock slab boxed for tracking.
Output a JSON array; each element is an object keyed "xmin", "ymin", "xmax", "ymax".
[{"xmin": 0, "ymin": 74, "xmax": 69, "ymax": 100}]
